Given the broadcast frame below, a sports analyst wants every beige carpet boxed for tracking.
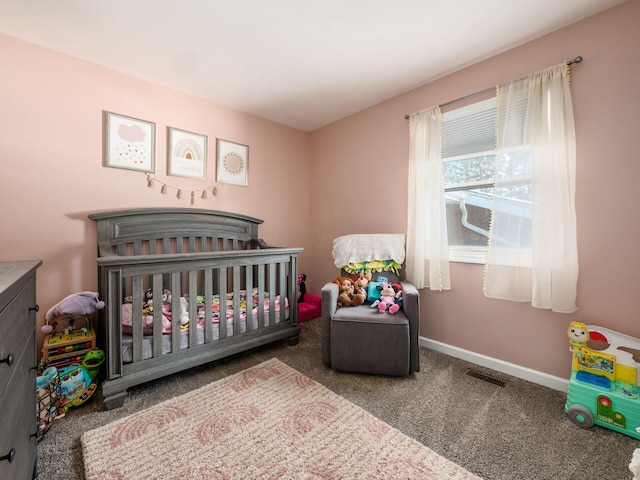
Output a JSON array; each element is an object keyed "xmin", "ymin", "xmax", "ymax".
[{"xmin": 81, "ymin": 358, "xmax": 481, "ymax": 479}]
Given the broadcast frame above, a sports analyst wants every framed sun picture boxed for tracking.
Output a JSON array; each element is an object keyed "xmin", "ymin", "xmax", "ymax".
[
  {"xmin": 103, "ymin": 112, "xmax": 155, "ymax": 172},
  {"xmin": 167, "ymin": 127, "xmax": 207, "ymax": 179},
  {"xmin": 216, "ymin": 138, "xmax": 248, "ymax": 186}
]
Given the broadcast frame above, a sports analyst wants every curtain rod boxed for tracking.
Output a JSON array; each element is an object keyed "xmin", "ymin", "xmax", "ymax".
[{"xmin": 403, "ymin": 56, "xmax": 583, "ymax": 119}]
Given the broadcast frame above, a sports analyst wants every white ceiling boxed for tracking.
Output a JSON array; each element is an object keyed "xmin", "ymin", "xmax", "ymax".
[{"xmin": 0, "ymin": 0, "xmax": 626, "ymax": 131}]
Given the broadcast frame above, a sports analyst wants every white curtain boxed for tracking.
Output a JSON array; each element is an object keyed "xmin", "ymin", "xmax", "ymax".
[
  {"xmin": 406, "ymin": 107, "xmax": 451, "ymax": 290},
  {"xmin": 484, "ymin": 63, "xmax": 578, "ymax": 312}
]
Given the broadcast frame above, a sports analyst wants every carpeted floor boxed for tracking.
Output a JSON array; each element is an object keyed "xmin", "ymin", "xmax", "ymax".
[{"xmin": 36, "ymin": 318, "xmax": 638, "ymax": 479}]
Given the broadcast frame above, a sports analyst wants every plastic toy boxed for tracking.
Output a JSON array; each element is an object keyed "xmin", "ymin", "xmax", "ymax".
[
  {"xmin": 564, "ymin": 322, "xmax": 640, "ymax": 439},
  {"xmin": 57, "ymin": 364, "xmax": 97, "ymax": 412},
  {"xmin": 41, "ymin": 316, "xmax": 96, "ymax": 366}
]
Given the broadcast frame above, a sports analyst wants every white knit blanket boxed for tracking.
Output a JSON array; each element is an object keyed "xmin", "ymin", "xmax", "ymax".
[{"xmin": 332, "ymin": 234, "xmax": 406, "ymax": 268}]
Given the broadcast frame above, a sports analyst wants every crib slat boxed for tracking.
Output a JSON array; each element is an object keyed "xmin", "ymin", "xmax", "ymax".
[
  {"xmin": 219, "ymin": 267, "xmax": 227, "ymax": 340},
  {"xmin": 188, "ymin": 270, "xmax": 198, "ymax": 347},
  {"xmin": 132, "ymin": 276, "xmax": 144, "ymax": 364},
  {"xmin": 170, "ymin": 272, "xmax": 181, "ymax": 354},
  {"xmin": 245, "ymin": 266, "xmax": 253, "ymax": 332},
  {"xmin": 268, "ymin": 262, "xmax": 276, "ymax": 326},
  {"xmin": 290, "ymin": 254, "xmax": 298, "ymax": 324},
  {"xmin": 203, "ymin": 268, "xmax": 213, "ymax": 343},
  {"xmin": 257, "ymin": 264, "xmax": 265, "ymax": 328},
  {"xmin": 278, "ymin": 261, "xmax": 286, "ymax": 324},
  {"xmin": 232, "ymin": 266, "xmax": 241, "ymax": 336},
  {"xmin": 151, "ymin": 275, "xmax": 164, "ymax": 358}
]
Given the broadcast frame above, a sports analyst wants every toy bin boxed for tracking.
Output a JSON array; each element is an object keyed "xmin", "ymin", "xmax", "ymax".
[
  {"xmin": 564, "ymin": 322, "xmax": 640, "ymax": 440},
  {"xmin": 36, "ymin": 366, "xmax": 61, "ymax": 441}
]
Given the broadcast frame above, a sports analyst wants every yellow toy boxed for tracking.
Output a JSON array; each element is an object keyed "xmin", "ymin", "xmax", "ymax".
[{"xmin": 567, "ymin": 321, "xmax": 589, "ymax": 350}]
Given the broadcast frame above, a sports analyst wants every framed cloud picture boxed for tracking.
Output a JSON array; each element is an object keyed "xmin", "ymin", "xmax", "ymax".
[
  {"xmin": 104, "ymin": 112, "xmax": 155, "ymax": 172},
  {"xmin": 216, "ymin": 138, "xmax": 248, "ymax": 186},
  {"xmin": 167, "ymin": 127, "xmax": 207, "ymax": 179}
]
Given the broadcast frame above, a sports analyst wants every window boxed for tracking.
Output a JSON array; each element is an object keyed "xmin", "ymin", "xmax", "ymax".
[{"xmin": 441, "ymin": 98, "xmax": 532, "ymax": 264}]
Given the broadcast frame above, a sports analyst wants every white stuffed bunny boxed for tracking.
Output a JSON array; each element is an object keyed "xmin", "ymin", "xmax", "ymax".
[{"xmin": 630, "ymin": 448, "xmax": 640, "ymax": 480}]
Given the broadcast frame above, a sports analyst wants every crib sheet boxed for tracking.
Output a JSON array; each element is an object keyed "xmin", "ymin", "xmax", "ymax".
[
  {"xmin": 121, "ymin": 308, "xmax": 289, "ymax": 363},
  {"xmin": 121, "ymin": 289, "xmax": 288, "ymax": 336}
]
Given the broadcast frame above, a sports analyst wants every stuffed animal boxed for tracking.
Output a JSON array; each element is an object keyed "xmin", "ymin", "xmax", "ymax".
[
  {"xmin": 145, "ymin": 288, "xmax": 171, "ymax": 302},
  {"xmin": 297, "ymin": 274, "xmax": 307, "ymax": 303},
  {"xmin": 334, "ymin": 276, "xmax": 355, "ymax": 307},
  {"xmin": 351, "ymin": 271, "xmax": 370, "ymax": 307},
  {"xmin": 392, "ymin": 282, "xmax": 403, "ymax": 308},
  {"xmin": 370, "ymin": 282, "xmax": 400, "ymax": 314},
  {"xmin": 630, "ymin": 448, "xmax": 640, "ymax": 480},
  {"xmin": 167, "ymin": 295, "xmax": 190, "ymax": 326},
  {"xmin": 43, "ymin": 291, "xmax": 105, "ymax": 333}
]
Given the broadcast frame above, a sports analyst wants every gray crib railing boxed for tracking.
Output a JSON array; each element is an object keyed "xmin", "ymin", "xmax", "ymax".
[{"xmin": 90, "ymin": 208, "xmax": 303, "ymax": 409}]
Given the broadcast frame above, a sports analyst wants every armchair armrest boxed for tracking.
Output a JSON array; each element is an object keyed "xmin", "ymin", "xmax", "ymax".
[
  {"xmin": 321, "ymin": 282, "xmax": 339, "ymax": 366},
  {"xmin": 400, "ymin": 280, "xmax": 421, "ymax": 372}
]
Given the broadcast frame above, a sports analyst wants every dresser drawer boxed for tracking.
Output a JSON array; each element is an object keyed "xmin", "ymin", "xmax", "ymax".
[
  {"xmin": 0, "ymin": 331, "xmax": 36, "ymax": 480},
  {"xmin": 0, "ymin": 279, "xmax": 35, "ymax": 398}
]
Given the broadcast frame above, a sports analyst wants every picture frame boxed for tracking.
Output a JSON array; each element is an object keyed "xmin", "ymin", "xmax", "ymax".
[
  {"xmin": 167, "ymin": 127, "xmax": 207, "ymax": 179},
  {"xmin": 216, "ymin": 138, "xmax": 249, "ymax": 186},
  {"xmin": 103, "ymin": 112, "xmax": 155, "ymax": 172}
]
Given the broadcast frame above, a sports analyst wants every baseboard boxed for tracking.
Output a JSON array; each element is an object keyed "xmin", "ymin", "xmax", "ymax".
[{"xmin": 419, "ymin": 336, "xmax": 569, "ymax": 393}]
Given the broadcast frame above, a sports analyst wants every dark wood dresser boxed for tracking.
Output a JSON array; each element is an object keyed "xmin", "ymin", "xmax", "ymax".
[{"xmin": 0, "ymin": 261, "xmax": 41, "ymax": 479}]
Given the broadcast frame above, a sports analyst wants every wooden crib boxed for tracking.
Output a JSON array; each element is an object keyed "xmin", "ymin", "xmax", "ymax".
[{"xmin": 89, "ymin": 208, "xmax": 302, "ymax": 409}]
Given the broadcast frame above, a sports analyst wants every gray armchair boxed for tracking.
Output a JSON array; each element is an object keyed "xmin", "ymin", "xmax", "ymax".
[{"xmin": 321, "ymin": 270, "xmax": 420, "ymax": 376}]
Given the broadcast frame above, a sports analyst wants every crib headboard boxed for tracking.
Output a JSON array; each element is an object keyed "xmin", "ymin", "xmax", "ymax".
[{"xmin": 89, "ymin": 208, "xmax": 265, "ymax": 257}]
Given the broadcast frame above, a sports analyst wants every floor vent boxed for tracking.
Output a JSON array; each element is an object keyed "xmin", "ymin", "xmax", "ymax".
[{"xmin": 466, "ymin": 369, "xmax": 508, "ymax": 388}]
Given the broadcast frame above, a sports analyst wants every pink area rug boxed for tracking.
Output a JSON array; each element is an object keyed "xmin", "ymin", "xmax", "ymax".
[{"xmin": 81, "ymin": 358, "xmax": 481, "ymax": 479}]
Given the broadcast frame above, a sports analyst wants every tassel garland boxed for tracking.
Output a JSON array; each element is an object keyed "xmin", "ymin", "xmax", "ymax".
[{"xmin": 144, "ymin": 174, "xmax": 223, "ymax": 205}]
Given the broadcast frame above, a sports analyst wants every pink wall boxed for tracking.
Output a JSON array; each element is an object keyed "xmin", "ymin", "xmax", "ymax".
[
  {"xmin": 2, "ymin": 1, "xmax": 639, "ymax": 380},
  {"xmin": 0, "ymin": 34, "xmax": 310, "ymax": 353},
  {"xmin": 309, "ymin": 0, "xmax": 640, "ymax": 379}
]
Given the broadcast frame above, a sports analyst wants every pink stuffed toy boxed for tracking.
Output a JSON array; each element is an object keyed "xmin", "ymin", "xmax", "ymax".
[
  {"xmin": 43, "ymin": 291, "xmax": 105, "ymax": 333},
  {"xmin": 370, "ymin": 283, "xmax": 400, "ymax": 314}
]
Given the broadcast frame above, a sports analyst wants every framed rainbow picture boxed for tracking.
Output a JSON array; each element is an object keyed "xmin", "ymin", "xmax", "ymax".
[{"xmin": 167, "ymin": 127, "xmax": 207, "ymax": 179}]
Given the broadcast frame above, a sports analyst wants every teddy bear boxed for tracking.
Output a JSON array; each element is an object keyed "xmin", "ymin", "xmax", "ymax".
[
  {"xmin": 370, "ymin": 282, "xmax": 400, "ymax": 314},
  {"xmin": 43, "ymin": 291, "xmax": 105, "ymax": 333},
  {"xmin": 334, "ymin": 276, "xmax": 356, "ymax": 307},
  {"xmin": 351, "ymin": 271, "xmax": 371, "ymax": 307}
]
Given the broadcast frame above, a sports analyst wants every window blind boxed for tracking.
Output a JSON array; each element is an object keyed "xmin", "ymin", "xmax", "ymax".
[{"xmin": 442, "ymin": 98, "xmax": 496, "ymax": 158}]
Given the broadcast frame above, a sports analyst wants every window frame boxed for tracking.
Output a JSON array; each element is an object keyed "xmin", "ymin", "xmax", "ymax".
[{"xmin": 441, "ymin": 97, "xmax": 533, "ymax": 265}]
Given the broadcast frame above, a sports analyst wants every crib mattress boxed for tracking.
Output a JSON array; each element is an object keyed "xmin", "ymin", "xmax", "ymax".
[{"xmin": 121, "ymin": 310, "xmax": 288, "ymax": 363}]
